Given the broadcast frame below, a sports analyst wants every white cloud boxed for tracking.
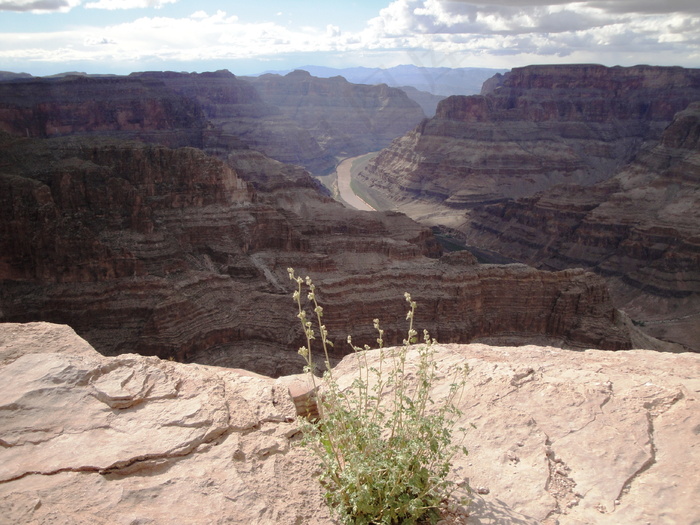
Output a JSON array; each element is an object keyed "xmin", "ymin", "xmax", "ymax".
[
  {"xmin": 358, "ymin": 0, "xmax": 700, "ymax": 66},
  {"xmin": 0, "ymin": 1, "xmax": 698, "ymax": 71},
  {"xmin": 0, "ymin": 10, "xmax": 341, "ymax": 65},
  {"xmin": 0, "ymin": 0, "xmax": 80, "ymax": 12},
  {"xmin": 0, "ymin": 0, "xmax": 179, "ymax": 11},
  {"xmin": 85, "ymin": 0, "xmax": 177, "ymax": 9},
  {"xmin": 588, "ymin": 0, "xmax": 700, "ymax": 14},
  {"xmin": 83, "ymin": 35, "xmax": 116, "ymax": 45}
]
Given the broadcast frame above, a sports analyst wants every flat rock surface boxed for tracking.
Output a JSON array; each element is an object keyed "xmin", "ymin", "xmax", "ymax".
[
  {"xmin": 0, "ymin": 323, "xmax": 330, "ymax": 524},
  {"xmin": 1, "ymin": 322, "xmax": 699, "ymax": 524}
]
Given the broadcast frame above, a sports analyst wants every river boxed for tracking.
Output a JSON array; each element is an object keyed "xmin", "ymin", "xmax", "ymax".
[{"xmin": 335, "ymin": 155, "xmax": 376, "ymax": 211}]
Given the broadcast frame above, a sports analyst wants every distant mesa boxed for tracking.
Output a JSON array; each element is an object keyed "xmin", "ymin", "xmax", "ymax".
[{"xmin": 0, "ymin": 68, "xmax": 425, "ymax": 175}]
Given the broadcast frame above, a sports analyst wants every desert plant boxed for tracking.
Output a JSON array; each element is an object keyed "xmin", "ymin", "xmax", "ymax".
[{"xmin": 288, "ymin": 268, "xmax": 469, "ymax": 525}]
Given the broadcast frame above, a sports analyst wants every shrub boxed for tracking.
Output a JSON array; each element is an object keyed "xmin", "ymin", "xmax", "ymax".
[{"xmin": 288, "ymin": 268, "xmax": 469, "ymax": 525}]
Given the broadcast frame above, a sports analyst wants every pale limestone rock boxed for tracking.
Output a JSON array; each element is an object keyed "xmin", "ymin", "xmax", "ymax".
[
  {"xmin": 1, "ymin": 323, "xmax": 698, "ymax": 525},
  {"xmin": 0, "ymin": 323, "xmax": 329, "ymax": 524},
  {"xmin": 331, "ymin": 343, "xmax": 700, "ymax": 525}
]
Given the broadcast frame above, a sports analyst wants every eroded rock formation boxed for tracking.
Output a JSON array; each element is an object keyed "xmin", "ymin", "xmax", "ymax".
[
  {"xmin": 356, "ymin": 65, "xmax": 700, "ymax": 351},
  {"xmin": 0, "ymin": 70, "xmax": 425, "ymax": 174},
  {"xmin": 1, "ymin": 323, "xmax": 698, "ymax": 524},
  {"xmin": 358, "ymin": 64, "xmax": 700, "ymax": 210},
  {"xmin": 463, "ymin": 102, "xmax": 700, "ymax": 350},
  {"xmin": 0, "ymin": 74, "xmax": 209, "ymax": 148},
  {"xmin": 0, "ymin": 132, "xmax": 655, "ymax": 375}
]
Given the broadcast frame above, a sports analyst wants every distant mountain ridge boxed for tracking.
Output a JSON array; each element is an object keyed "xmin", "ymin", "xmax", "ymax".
[{"xmin": 258, "ymin": 64, "xmax": 509, "ymax": 97}]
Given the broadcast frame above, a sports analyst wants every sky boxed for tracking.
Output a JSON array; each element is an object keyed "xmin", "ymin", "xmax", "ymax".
[{"xmin": 0, "ymin": 0, "xmax": 699, "ymax": 76}]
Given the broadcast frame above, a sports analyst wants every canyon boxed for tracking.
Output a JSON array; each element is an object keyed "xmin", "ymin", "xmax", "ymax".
[
  {"xmin": 1, "ymin": 63, "xmax": 699, "ymax": 525},
  {"xmin": 464, "ymin": 102, "xmax": 700, "ymax": 351},
  {"xmin": 356, "ymin": 64, "xmax": 700, "ymax": 351},
  {"xmin": 245, "ymin": 70, "xmax": 426, "ymax": 161},
  {"xmin": 0, "ymin": 69, "xmax": 425, "ymax": 175},
  {"xmin": 0, "ymin": 65, "xmax": 692, "ymax": 373},
  {"xmin": 0, "ymin": 130, "xmax": 656, "ymax": 377}
]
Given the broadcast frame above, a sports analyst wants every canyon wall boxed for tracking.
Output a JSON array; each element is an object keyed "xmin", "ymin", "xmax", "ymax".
[
  {"xmin": 358, "ymin": 64, "xmax": 700, "ymax": 210},
  {"xmin": 0, "ymin": 133, "xmax": 652, "ymax": 376},
  {"xmin": 463, "ymin": 102, "xmax": 700, "ymax": 350},
  {"xmin": 356, "ymin": 65, "xmax": 700, "ymax": 351},
  {"xmin": 0, "ymin": 74, "xmax": 209, "ymax": 148},
  {"xmin": 0, "ymin": 70, "xmax": 425, "ymax": 174},
  {"xmin": 246, "ymin": 70, "xmax": 426, "ymax": 160},
  {"xmin": 0, "ymin": 71, "xmax": 334, "ymax": 172}
]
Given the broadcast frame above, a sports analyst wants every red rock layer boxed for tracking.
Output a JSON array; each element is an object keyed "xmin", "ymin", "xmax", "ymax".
[
  {"xmin": 464, "ymin": 102, "xmax": 700, "ymax": 350},
  {"xmin": 0, "ymin": 75, "xmax": 208, "ymax": 148},
  {"xmin": 358, "ymin": 64, "xmax": 700, "ymax": 207},
  {"xmin": 0, "ymin": 134, "xmax": 640, "ymax": 375},
  {"xmin": 0, "ymin": 70, "xmax": 425, "ymax": 175}
]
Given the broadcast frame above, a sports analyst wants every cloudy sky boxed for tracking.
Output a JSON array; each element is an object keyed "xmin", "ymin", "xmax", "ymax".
[{"xmin": 1, "ymin": 0, "xmax": 699, "ymax": 76}]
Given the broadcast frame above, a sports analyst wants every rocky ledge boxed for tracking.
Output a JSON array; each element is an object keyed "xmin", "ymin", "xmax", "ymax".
[{"xmin": 1, "ymin": 322, "xmax": 698, "ymax": 524}]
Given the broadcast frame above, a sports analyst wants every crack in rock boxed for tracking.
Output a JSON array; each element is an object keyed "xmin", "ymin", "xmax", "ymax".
[
  {"xmin": 542, "ymin": 445, "xmax": 580, "ymax": 524},
  {"xmin": 614, "ymin": 390, "xmax": 684, "ymax": 506}
]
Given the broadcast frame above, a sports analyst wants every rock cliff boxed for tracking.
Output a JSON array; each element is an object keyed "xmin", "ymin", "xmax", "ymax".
[
  {"xmin": 0, "ymin": 70, "xmax": 425, "ymax": 175},
  {"xmin": 0, "ymin": 74, "xmax": 209, "ymax": 148},
  {"xmin": 356, "ymin": 64, "xmax": 700, "ymax": 351},
  {"xmin": 0, "ymin": 133, "xmax": 655, "ymax": 376},
  {"xmin": 463, "ymin": 102, "xmax": 700, "ymax": 351},
  {"xmin": 0, "ymin": 70, "xmax": 336, "ymax": 173},
  {"xmin": 358, "ymin": 64, "xmax": 700, "ymax": 210},
  {"xmin": 1, "ymin": 322, "xmax": 698, "ymax": 524},
  {"xmin": 246, "ymin": 70, "xmax": 426, "ymax": 160}
]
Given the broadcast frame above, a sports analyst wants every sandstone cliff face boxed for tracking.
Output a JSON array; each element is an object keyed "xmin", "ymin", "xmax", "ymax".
[
  {"xmin": 356, "ymin": 64, "xmax": 700, "ymax": 351},
  {"xmin": 247, "ymin": 70, "xmax": 426, "ymax": 160},
  {"xmin": 0, "ymin": 70, "xmax": 425, "ymax": 175},
  {"xmin": 464, "ymin": 102, "xmax": 700, "ymax": 351},
  {"xmin": 0, "ymin": 133, "xmax": 652, "ymax": 375},
  {"xmin": 136, "ymin": 70, "xmax": 338, "ymax": 173},
  {"xmin": 1, "ymin": 323, "xmax": 698, "ymax": 524},
  {"xmin": 358, "ymin": 64, "xmax": 700, "ymax": 209},
  {"xmin": 0, "ymin": 74, "xmax": 209, "ymax": 148},
  {"xmin": 0, "ymin": 71, "xmax": 337, "ymax": 173}
]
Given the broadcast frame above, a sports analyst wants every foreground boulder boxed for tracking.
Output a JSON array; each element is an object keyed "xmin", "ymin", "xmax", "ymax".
[
  {"xmin": 0, "ymin": 322, "xmax": 330, "ymax": 524},
  {"xmin": 1, "ymin": 323, "xmax": 698, "ymax": 524}
]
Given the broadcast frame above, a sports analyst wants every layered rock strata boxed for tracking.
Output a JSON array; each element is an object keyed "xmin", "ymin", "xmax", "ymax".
[
  {"xmin": 1, "ymin": 322, "xmax": 698, "ymax": 525},
  {"xmin": 0, "ymin": 70, "xmax": 425, "ymax": 174},
  {"xmin": 0, "ymin": 73, "xmax": 209, "ymax": 149},
  {"xmin": 0, "ymin": 70, "xmax": 335, "ymax": 172},
  {"xmin": 358, "ymin": 64, "xmax": 700, "ymax": 211},
  {"xmin": 356, "ymin": 64, "xmax": 700, "ymax": 351},
  {"xmin": 0, "ymin": 133, "xmax": 653, "ymax": 376},
  {"xmin": 463, "ymin": 102, "xmax": 700, "ymax": 350}
]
